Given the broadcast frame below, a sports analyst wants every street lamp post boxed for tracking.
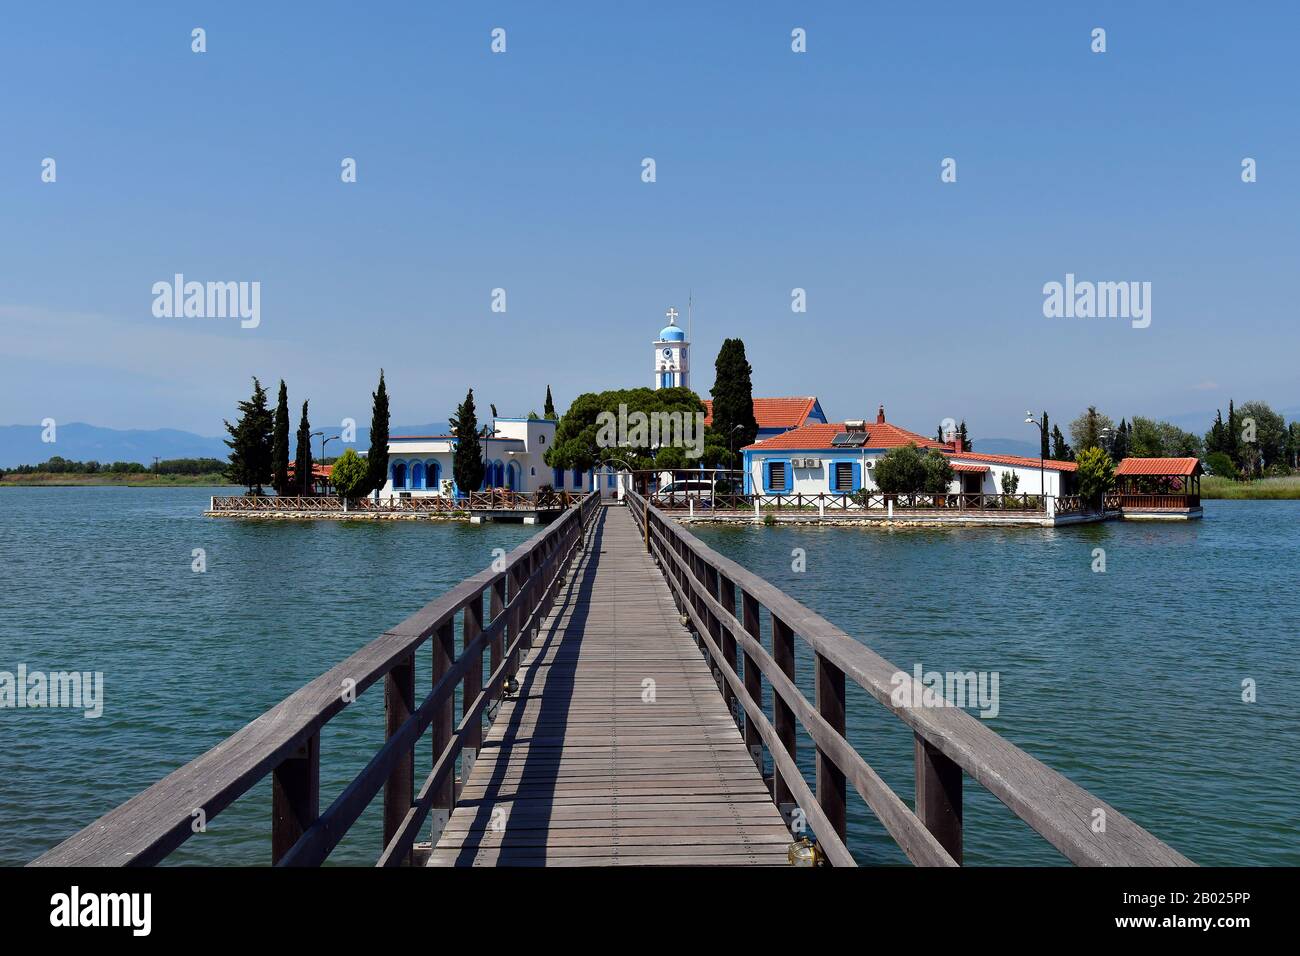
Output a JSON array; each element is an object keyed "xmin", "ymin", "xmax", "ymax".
[{"xmin": 1025, "ymin": 411, "xmax": 1046, "ymax": 506}]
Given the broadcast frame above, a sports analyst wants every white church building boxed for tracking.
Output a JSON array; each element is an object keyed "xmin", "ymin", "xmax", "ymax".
[{"xmin": 379, "ymin": 417, "xmax": 619, "ymax": 499}]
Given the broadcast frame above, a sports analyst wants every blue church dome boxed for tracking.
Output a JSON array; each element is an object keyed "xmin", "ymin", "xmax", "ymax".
[{"xmin": 658, "ymin": 325, "xmax": 686, "ymax": 342}]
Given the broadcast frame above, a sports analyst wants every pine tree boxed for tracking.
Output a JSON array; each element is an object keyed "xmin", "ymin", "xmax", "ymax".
[
  {"xmin": 364, "ymin": 370, "xmax": 389, "ymax": 497},
  {"xmin": 1040, "ymin": 412, "xmax": 1050, "ymax": 459},
  {"xmin": 271, "ymin": 380, "xmax": 291, "ymax": 495},
  {"xmin": 223, "ymin": 377, "xmax": 274, "ymax": 494},
  {"xmin": 294, "ymin": 400, "xmax": 313, "ymax": 495},
  {"xmin": 958, "ymin": 420, "xmax": 971, "ymax": 451},
  {"xmin": 451, "ymin": 388, "xmax": 485, "ymax": 495},
  {"xmin": 544, "ymin": 385, "xmax": 556, "ymax": 420},
  {"xmin": 709, "ymin": 338, "xmax": 758, "ymax": 465}
]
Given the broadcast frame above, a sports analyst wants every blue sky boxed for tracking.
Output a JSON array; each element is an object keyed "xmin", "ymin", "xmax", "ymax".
[{"xmin": 1, "ymin": 1, "xmax": 1296, "ymax": 442}]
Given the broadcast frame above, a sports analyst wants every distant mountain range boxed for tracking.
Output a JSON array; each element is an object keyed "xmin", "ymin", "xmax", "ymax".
[{"xmin": 0, "ymin": 423, "xmax": 450, "ymax": 469}]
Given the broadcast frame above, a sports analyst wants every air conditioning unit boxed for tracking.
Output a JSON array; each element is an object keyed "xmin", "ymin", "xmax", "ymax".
[
  {"xmin": 864, "ymin": 460, "xmax": 875, "ymax": 470},
  {"xmin": 804, "ymin": 458, "xmax": 821, "ymax": 468},
  {"xmin": 792, "ymin": 458, "xmax": 806, "ymax": 468}
]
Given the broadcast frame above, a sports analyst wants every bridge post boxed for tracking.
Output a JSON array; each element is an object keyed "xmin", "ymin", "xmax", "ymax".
[
  {"xmin": 382, "ymin": 656, "xmax": 415, "ymax": 863},
  {"xmin": 814, "ymin": 653, "xmax": 848, "ymax": 847},
  {"xmin": 489, "ymin": 576, "xmax": 506, "ymax": 701},
  {"xmin": 462, "ymin": 592, "xmax": 484, "ymax": 784},
  {"xmin": 739, "ymin": 589, "xmax": 764, "ymax": 767},
  {"xmin": 771, "ymin": 615, "xmax": 797, "ymax": 811},
  {"xmin": 431, "ymin": 621, "xmax": 455, "ymax": 834},
  {"xmin": 914, "ymin": 735, "xmax": 963, "ymax": 864},
  {"xmin": 707, "ymin": 566, "xmax": 735, "ymax": 716},
  {"xmin": 271, "ymin": 733, "xmax": 319, "ymax": 864}
]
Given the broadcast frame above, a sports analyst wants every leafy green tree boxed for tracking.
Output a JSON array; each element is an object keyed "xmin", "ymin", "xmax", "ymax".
[
  {"xmin": 1128, "ymin": 417, "xmax": 1164, "ymax": 457},
  {"xmin": 451, "ymin": 387, "xmax": 485, "ymax": 494},
  {"xmin": 544, "ymin": 385, "xmax": 556, "ymax": 420},
  {"xmin": 708, "ymin": 339, "xmax": 759, "ymax": 467},
  {"xmin": 1206, "ymin": 451, "xmax": 1236, "ymax": 480},
  {"xmin": 294, "ymin": 400, "xmax": 313, "ymax": 495},
  {"xmin": 545, "ymin": 386, "xmax": 707, "ymax": 473},
  {"xmin": 330, "ymin": 447, "xmax": 369, "ymax": 500},
  {"xmin": 922, "ymin": 449, "xmax": 955, "ymax": 492},
  {"xmin": 1238, "ymin": 400, "xmax": 1286, "ymax": 475},
  {"xmin": 363, "ymin": 369, "xmax": 389, "ymax": 496},
  {"xmin": 1287, "ymin": 422, "xmax": 1300, "ymax": 470},
  {"xmin": 1000, "ymin": 470, "xmax": 1020, "ymax": 495},
  {"xmin": 1075, "ymin": 446, "xmax": 1115, "ymax": 508},
  {"xmin": 223, "ymin": 377, "xmax": 274, "ymax": 494},
  {"xmin": 873, "ymin": 444, "xmax": 928, "ymax": 493},
  {"xmin": 271, "ymin": 380, "xmax": 291, "ymax": 495},
  {"xmin": 1069, "ymin": 406, "xmax": 1114, "ymax": 453}
]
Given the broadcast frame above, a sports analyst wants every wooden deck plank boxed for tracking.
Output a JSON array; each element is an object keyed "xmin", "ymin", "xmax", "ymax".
[{"xmin": 430, "ymin": 504, "xmax": 793, "ymax": 867}]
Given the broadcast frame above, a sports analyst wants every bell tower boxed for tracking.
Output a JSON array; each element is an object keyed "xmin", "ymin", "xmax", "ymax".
[{"xmin": 653, "ymin": 306, "xmax": 689, "ymax": 390}]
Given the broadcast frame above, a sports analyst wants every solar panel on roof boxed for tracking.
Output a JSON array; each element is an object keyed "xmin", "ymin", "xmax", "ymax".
[{"xmin": 831, "ymin": 432, "xmax": 868, "ymax": 447}]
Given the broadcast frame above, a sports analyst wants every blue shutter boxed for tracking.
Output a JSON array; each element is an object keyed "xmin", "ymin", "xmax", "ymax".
[
  {"xmin": 783, "ymin": 460, "xmax": 792, "ymax": 493},
  {"xmin": 851, "ymin": 461, "xmax": 862, "ymax": 491}
]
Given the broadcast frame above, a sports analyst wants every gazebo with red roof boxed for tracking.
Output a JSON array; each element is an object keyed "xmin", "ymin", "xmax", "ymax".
[{"xmin": 1114, "ymin": 457, "xmax": 1202, "ymax": 516}]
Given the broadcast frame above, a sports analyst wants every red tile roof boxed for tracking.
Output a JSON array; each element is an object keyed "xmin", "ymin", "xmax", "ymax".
[
  {"xmin": 704, "ymin": 396, "xmax": 820, "ymax": 430},
  {"xmin": 1115, "ymin": 457, "xmax": 1202, "ymax": 476},
  {"xmin": 950, "ymin": 462, "xmax": 988, "ymax": 473},
  {"xmin": 286, "ymin": 463, "xmax": 333, "ymax": 478},
  {"xmin": 947, "ymin": 451, "xmax": 1077, "ymax": 473},
  {"xmin": 743, "ymin": 419, "xmax": 944, "ymax": 451}
]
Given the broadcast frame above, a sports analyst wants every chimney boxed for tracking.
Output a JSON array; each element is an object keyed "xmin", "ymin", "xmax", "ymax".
[
  {"xmin": 876, "ymin": 404, "xmax": 886, "ymax": 425},
  {"xmin": 953, "ymin": 436, "xmax": 965, "ymax": 453}
]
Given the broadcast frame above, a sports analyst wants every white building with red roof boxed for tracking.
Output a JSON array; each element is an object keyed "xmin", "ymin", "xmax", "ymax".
[{"xmin": 741, "ymin": 404, "xmax": 1078, "ymax": 497}]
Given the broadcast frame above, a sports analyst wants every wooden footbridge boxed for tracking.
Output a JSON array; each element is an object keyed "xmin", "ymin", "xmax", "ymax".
[{"xmin": 32, "ymin": 491, "xmax": 1191, "ymax": 867}]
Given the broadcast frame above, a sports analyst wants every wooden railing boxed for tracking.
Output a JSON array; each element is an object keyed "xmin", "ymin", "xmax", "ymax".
[
  {"xmin": 210, "ymin": 490, "xmax": 574, "ymax": 513},
  {"xmin": 650, "ymin": 491, "xmax": 1050, "ymax": 513},
  {"xmin": 31, "ymin": 491, "xmax": 602, "ymax": 867},
  {"xmin": 626, "ymin": 490, "xmax": 1192, "ymax": 867},
  {"xmin": 1118, "ymin": 493, "xmax": 1200, "ymax": 510}
]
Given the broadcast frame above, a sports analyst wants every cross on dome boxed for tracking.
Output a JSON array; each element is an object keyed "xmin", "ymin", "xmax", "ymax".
[{"xmin": 665, "ymin": 306, "xmax": 679, "ymax": 325}]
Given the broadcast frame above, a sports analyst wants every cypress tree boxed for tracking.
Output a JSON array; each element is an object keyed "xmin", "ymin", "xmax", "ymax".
[
  {"xmin": 364, "ymin": 370, "xmax": 390, "ymax": 496},
  {"xmin": 709, "ymin": 338, "xmax": 758, "ymax": 465},
  {"xmin": 1050, "ymin": 424, "xmax": 1074, "ymax": 462},
  {"xmin": 958, "ymin": 420, "xmax": 972, "ymax": 451},
  {"xmin": 223, "ymin": 377, "xmax": 273, "ymax": 494},
  {"xmin": 1040, "ymin": 412, "xmax": 1050, "ymax": 459},
  {"xmin": 1112, "ymin": 419, "xmax": 1130, "ymax": 461},
  {"xmin": 544, "ymin": 385, "xmax": 556, "ymax": 420},
  {"xmin": 451, "ymin": 388, "xmax": 485, "ymax": 495},
  {"xmin": 294, "ymin": 400, "xmax": 313, "ymax": 495},
  {"xmin": 271, "ymin": 380, "xmax": 290, "ymax": 495}
]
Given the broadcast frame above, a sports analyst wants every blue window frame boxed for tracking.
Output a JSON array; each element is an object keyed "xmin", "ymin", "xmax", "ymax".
[
  {"xmin": 391, "ymin": 461, "xmax": 407, "ymax": 489},
  {"xmin": 763, "ymin": 459, "xmax": 792, "ymax": 493},
  {"xmin": 553, "ymin": 467, "xmax": 564, "ymax": 489},
  {"xmin": 572, "ymin": 467, "xmax": 582, "ymax": 489},
  {"xmin": 411, "ymin": 461, "xmax": 425, "ymax": 490},
  {"xmin": 426, "ymin": 460, "xmax": 441, "ymax": 490}
]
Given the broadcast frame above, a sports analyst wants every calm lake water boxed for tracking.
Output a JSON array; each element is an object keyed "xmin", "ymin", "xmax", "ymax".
[{"xmin": 1, "ymin": 488, "xmax": 1296, "ymax": 866}]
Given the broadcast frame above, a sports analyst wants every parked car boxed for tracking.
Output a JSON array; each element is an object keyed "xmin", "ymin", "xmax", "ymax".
[{"xmin": 657, "ymin": 479, "xmax": 718, "ymax": 505}]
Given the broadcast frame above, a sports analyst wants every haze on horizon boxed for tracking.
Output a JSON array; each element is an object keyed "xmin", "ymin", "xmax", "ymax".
[{"xmin": 2, "ymin": 2, "xmax": 1295, "ymax": 445}]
